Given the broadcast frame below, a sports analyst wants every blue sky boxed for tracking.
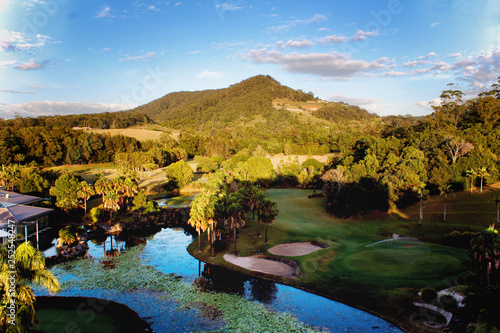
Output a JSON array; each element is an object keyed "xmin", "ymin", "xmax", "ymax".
[{"xmin": 0, "ymin": 0, "xmax": 499, "ymax": 119}]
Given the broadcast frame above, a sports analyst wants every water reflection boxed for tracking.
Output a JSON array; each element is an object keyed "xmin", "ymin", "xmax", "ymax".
[{"xmin": 41, "ymin": 225, "xmax": 402, "ymax": 332}]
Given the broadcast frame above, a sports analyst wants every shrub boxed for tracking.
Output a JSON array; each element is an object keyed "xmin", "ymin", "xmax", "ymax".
[
  {"xmin": 89, "ymin": 207, "xmax": 102, "ymax": 224},
  {"xmin": 442, "ymin": 230, "xmax": 478, "ymax": 248},
  {"xmin": 58, "ymin": 226, "xmax": 77, "ymax": 245}
]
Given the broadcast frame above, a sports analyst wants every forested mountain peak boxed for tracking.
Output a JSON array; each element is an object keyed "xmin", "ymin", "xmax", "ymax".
[{"xmin": 131, "ymin": 75, "xmax": 320, "ymax": 129}]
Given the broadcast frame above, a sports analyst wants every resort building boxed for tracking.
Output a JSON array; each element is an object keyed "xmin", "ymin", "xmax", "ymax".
[{"xmin": 0, "ymin": 190, "xmax": 53, "ymax": 246}]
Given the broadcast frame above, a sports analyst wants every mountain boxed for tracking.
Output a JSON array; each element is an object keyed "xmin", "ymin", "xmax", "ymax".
[{"xmin": 130, "ymin": 75, "xmax": 377, "ymax": 130}]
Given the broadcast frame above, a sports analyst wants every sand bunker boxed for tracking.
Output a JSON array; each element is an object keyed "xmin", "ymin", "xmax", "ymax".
[
  {"xmin": 268, "ymin": 242, "xmax": 324, "ymax": 257},
  {"xmin": 223, "ymin": 254, "xmax": 297, "ymax": 278}
]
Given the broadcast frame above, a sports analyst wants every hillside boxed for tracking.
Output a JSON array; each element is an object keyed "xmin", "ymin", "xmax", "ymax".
[{"xmin": 130, "ymin": 75, "xmax": 378, "ymax": 130}]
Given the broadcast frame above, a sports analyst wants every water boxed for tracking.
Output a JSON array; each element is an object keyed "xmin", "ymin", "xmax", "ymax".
[{"xmin": 39, "ymin": 226, "xmax": 402, "ymax": 333}]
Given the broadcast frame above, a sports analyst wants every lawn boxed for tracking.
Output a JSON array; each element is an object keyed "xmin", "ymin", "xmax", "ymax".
[{"xmin": 189, "ymin": 186, "xmax": 500, "ymax": 332}]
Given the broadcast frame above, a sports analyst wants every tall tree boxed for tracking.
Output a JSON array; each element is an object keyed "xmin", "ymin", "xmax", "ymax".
[
  {"xmin": 415, "ymin": 183, "xmax": 428, "ymax": 225},
  {"xmin": 257, "ymin": 198, "xmax": 279, "ymax": 244},
  {"xmin": 494, "ymin": 196, "xmax": 500, "ymax": 227},
  {"xmin": 77, "ymin": 181, "xmax": 95, "ymax": 213},
  {"xmin": 103, "ymin": 192, "xmax": 120, "ymax": 221},
  {"xmin": 477, "ymin": 167, "xmax": 489, "ymax": 193},
  {"xmin": 0, "ymin": 242, "xmax": 60, "ymax": 332},
  {"xmin": 49, "ymin": 173, "xmax": 82, "ymax": 212},
  {"xmin": 466, "ymin": 168, "xmax": 477, "ymax": 194},
  {"xmin": 469, "ymin": 229, "xmax": 500, "ymax": 286},
  {"xmin": 188, "ymin": 193, "xmax": 215, "ymax": 252},
  {"xmin": 439, "ymin": 184, "xmax": 453, "ymax": 222},
  {"xmin": 224, "ymin": 196, "xmax": 246, "ymax": 255}
]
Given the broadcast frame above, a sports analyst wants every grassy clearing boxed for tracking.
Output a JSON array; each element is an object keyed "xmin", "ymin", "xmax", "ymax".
[
  {"xmin": 190, "ymin": 186, "xmax": 500, "ymax": 332},
  {"xmin": 89, "ymin": 128, "xmax": 163, "ymax": 142}
]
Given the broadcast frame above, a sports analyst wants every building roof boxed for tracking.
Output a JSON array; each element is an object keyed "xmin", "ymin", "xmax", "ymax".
[
  {"xmin": 0, "ymin": 190, "xmax": 44, "ymax": 205},
  {"xmin": 0, "ymin": 203, "xmax": 53, "ymax": 224}
]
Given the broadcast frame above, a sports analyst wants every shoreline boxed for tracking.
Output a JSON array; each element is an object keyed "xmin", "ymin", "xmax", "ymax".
[{"xmin": 187, "ymin": 244, "xmax": 410, "ymax": 333}]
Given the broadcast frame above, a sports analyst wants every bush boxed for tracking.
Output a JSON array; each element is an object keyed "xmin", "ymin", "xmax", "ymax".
[
  {"xmin": 421, "ymin": 288, "xmax": 438, "ymax": 303},
  {"xmin": 89, "ymin": 207, "xmax": 102, "ymax": 224},
  {"xmin": 442, "ymin": 230, "xmax": 478, "ymax": 248},
  {"xmin": 58, "ymin": 225, "xmax": 77, "ymax": 245}
]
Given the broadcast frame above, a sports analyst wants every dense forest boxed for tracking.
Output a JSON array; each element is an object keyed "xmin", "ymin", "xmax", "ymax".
[{"xmin": 1, "ymin": 75, "xmax": 500, "ymax": 217}]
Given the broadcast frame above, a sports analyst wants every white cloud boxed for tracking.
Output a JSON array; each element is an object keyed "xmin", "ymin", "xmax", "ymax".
[
  {"xmin": 187, "ymin": 50, "xmax": 200, "ymax": 54},
  {"xmin": 270, "ymin": 14, "xmax": 327, "ymax": 32},
  {"xmin": 403, "ymin": 59, "xmax": 431, "ymax": 67},
  {"xmin": 0, "ymin": 29, "xmax": 51, "ymax": 52},
  {"xmin": 430, "ymin": 22, "xmax": 440, "ymax": 28},
  {"xmin": 245, "ymin": 48, "xmax": 388, "ymax": 78},
  {"xmin": 0, "ymin": 89, "xmax": 37, "ymax": 94},
  {"xmin": 15, "ymin": 59, "xmax": 58, "ymax": 70},
  {"xmin": 381, "ymin": 70, "xmax": 407, "ymax": 77},
  {"xmin": 317, "ymin": 34, "xmax": 346, "ymax": 45},
  {"xmin": 350, "ymin": 30, "xmax": 378, "ymax": 42},
  {"xmin": 0, "ymin": 60, "xmax": 16, "ymax": 68},
  {"xmin": 96, "ymin": 5, "xmax": 114, "ymax": 18},
  {"xmin": 119, "ymin": 51, "xmax": 160, "ymax": 61},
  {"xmin": 276, "ymin": 39, "xmax": 314, "ymax": 49},
  {"xmin": 197, "ymin": 70, "xmax": 223, "ymax": 79},
  {"xmin": 0, "ymin": 101, "xmax": 134, "ymax": 119},
  {"xmin": 147, "ymin": 5, "xmax": 159, "ymax": 12},
  {"xmin": 447, "ymin": 52, "xmax": 461, "ymax": 58},
  {"xmin": 215, "ymin": 2, "xmax": 244, "ymax": 11}
]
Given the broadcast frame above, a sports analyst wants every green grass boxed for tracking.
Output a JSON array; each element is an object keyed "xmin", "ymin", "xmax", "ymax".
[
  {"xmin": 36, "ymin": 308, "xmax": 121, "ymax": 333},
  {"xmin": 189, "ymin": 186, "xmax": 500, "ymax": 332}
]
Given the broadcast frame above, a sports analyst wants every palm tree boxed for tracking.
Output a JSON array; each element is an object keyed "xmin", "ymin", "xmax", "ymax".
[
  {"xmin": 466, "ymin": 168, "xmax": 477, "ymax": 194},
  {"xmin": 439, "ymin": 184, "xmax": 453, "ymax": 222},
  {"xmin": 494, "ymin": 196, "xmax": 500, "ymax": 228},
  {"xmin": 225, "ymin": 201, "xmax": 246, "ymax": 255},
  {"xmin": 257, "ymin": 198, "xmax": 279, "ymax": 244},
  {"xmin": 188, "ymin": 193, "xmax": 215, "ymax": 252},
  {"xmin": 477, "ymin": 167, "xmax": 489, "ymax": 193},
  {"xmin": 94, "ymin": 176, "xmax": 113, "ymax": 200},
  {"xmin": 103, "ymin": 192, "xmax": 120, "ymax": 221},
  {"xmin": 0, "ymin": 242, "xmax": 60, "ymax": 331},
  {"xmin": 469, "ymin": 230, "xmax": 500, "ymax": 286},
  {"xmin": 240, "ymin": 186, "xmax": 265, "ymax": 236},
  {"xmin": 78, "ymin": 181, "xmax": 95, "ymax": 213},
  {"xmin": 414, "ymin": 183, "xmax": 428, "ymax": 225}
]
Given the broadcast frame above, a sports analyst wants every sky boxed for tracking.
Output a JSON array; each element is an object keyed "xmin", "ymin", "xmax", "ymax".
[{"xmin": 0, "ymin": 0, "xmax": 499, "ymax": 119}]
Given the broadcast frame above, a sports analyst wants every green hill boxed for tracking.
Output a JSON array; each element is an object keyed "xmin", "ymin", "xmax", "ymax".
[{"xmin": 130, "ymin": 75, "xmax": 378, "ymax": 129}]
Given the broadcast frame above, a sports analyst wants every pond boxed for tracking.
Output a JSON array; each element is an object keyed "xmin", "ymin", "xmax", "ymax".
[{"xmin": 37, "ymin": 225, "xmax": 403, "ymax": 332}]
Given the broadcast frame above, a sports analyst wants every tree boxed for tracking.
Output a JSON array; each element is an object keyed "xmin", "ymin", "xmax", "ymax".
[
  {"xmin": 49, "ymin": 173, "xmax": 82, "ymax": 212},
  {"xmin": 466, "ymin": 168, "xmax": 477, "ymax": 194},
  {"xmin": 257, "ymin": 198, "xmax": 279, "ymax": 243},
  {"xmin": 77, "ymin": 181, "xmax": 95, "ymax": 213},
  {"xmin": 188, "ymin": 193, "xmax": 215, "ymax": 252},
  {"xmin": 0, "ymin": 242, "xmax": 60, "ymax": 332},
  {"xmin": 165, "ymin": 160, "xmax": 193, "ymax": 189},
  {"xmin": 477, "ymin": 167, "xmax": 489, "ymax": 193},
  {"xmin": 94, "ymin": 176, "xmax": 113, "ymax": 200},
  {"xmin": 195, "ymin": 156, "xmax": 218, "ymax": 174},
  {"xmin": 224, "ymin": 198, "xmax": 246, "ymax": 255},
  {"xmin": 415, "ymin": 183, "xmax": 429, "ymax": 225},
  {"xmin": 444, "ymin": 136, "xmax": 474, "ymax": 164},
  {"xmin": 239, "ymin": 186, "xmax": 265, "ymax": 236},
  {"xmin": 494, "ymin": 196, "xmax": 500, "ymax": 227},
  {"xmin": 13, "ymin": 154, "xmax": 25, "ymax": 166},
  {"xmin": 469, "ymin": 229, "xmax": 500, "ymax": 286},
  {"xmin": 103, "ymin": 192, "xmax": 120, "ymax": 221},
  {"xmin": 439, "ymin": 184, "xmax": 453, "ymax": 222}
]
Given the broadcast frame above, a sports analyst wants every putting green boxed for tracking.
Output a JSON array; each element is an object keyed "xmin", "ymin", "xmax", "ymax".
[{"xmin": 341, "ymin": 240, "xmax": 465, "ymax": 286}]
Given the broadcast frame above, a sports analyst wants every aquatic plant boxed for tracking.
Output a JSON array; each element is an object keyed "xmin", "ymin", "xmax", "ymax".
[{"xmin": 51, "ymin": 246, "xmax": 324, "ymax": 332}]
